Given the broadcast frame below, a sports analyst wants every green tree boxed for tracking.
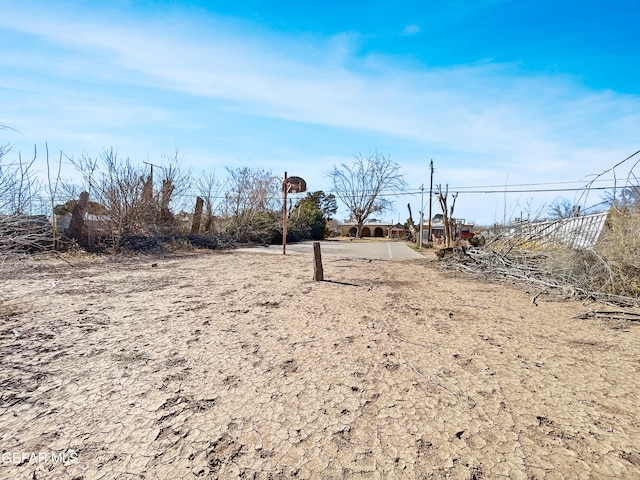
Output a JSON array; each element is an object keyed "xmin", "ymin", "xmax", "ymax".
[
  {"xmin": 287, "ymin": 191, "xmax": 337, "ymax": 241},
  {"xmin": 305, "ymin": 191, "xmax": 338, "ymax": 220}
]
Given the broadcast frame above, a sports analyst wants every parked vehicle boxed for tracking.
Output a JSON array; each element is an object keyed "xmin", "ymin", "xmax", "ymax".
[{"xmin": 459, "ymin": 229, "xmax": 475, "ymax": 240}]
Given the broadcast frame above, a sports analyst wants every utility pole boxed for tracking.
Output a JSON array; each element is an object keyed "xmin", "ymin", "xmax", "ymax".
[
  {"xmin": 427, "ymin": 159, "xmax": 434, "ymax": 244},
  {"xmin": 142, "ymin": 160, "xmax": 163, "ymax": 201},
  {"xmin": 142, "ymin": 160, "xmax": 163, "ymax": 181},
  {"xmin": 419, "ymin": 184, "xmax": 424, "ymax": 249},
  {"xmin": 142, "ymin": 161, "xmax": 154, "ymax": 187},
  {"xmin": 282, "ymin": 171, "xmax": 288, "ymax": 255}
]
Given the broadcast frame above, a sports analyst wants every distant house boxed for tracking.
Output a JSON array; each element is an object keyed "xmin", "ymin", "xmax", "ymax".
[
  {"xmin": 339, "ymin": 221, "xmax": 395, "ymax": 238},
  {"xmin": 338, "ymin": 220, "xmax": 476, "ymax": 240},
  {"xmin": 427, "ymin": 221, "xmax": 446, "ymax": 244},
  {"xmin": 388, "ymin": 223, "xmax": 408, "ymax": 239},
  {"xmin": 420, "ymin": 221, "xmax": 475, "ymax": 244}
]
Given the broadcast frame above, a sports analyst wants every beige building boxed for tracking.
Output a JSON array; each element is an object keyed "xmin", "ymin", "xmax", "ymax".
[{"xmin": 339, "ymin": 221, "xmax": 407, "ymax": 238}]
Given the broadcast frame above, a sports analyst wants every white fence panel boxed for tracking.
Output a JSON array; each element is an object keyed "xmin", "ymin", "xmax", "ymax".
[{"xmin": 512, "ymin": 211, "xmax": 609, "ymax": 249}]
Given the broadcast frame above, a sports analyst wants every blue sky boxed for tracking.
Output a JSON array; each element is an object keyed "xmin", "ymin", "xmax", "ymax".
[{"xmin": 1, "ymin": 0, "xmax": 639, "ymax": 225}]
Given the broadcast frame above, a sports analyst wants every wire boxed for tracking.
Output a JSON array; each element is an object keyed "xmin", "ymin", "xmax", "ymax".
[
  {"xmin": 432, "ymin": 185, "xmax": 621, "ymax": 194},
  {"xmin": 158, "ymin": 182, "xmax": 624, "ymax": 203},
  {"xmin": 440, "ymin": 178, "xmax": 618, "ymax": 190}
]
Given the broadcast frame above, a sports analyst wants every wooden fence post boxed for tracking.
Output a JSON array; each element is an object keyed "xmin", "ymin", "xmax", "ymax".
[{"xmin": 313, "ymin": 241, "xmax": 324, "ymax": 281}]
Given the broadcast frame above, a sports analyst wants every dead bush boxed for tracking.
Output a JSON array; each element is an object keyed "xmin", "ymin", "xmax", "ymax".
[
  {"xmin": 440, "ymin": 213, "xmax": 640, "ymax": 306},
  {"xmin": 593, "ymin": 209, "xmax": 640, "ymax": 297},
  {"xmin": 67, "ymin": 149, "xmax": 190, "ymax": 250}
]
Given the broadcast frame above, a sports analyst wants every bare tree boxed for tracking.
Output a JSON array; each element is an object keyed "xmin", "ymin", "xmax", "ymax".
[
  {"xmin": 156, "ymin": 149, "xmax": 192, "ymax": 220},
  {"xmin": 548, "ymin": 199, "xmax": 580, "ymax": 219},
  {"xmin": 605, "ymin": 185, "xmax": 640, "ymax": 213},
  {"xmin": 222, "ymin": 167, "xmax": 280, "ymax": 242},
  {"xmin": 69, "ymin": 153, "xmax": 99, "ymax": 197},
  {"xmin": 100, "ymin": 149, "xmax": 147, "ymax": 243},
  {"xmin": 0, "ymin": 145, "xmax": 15, "ymax": 214},
  {"xmin": 406, "ymin": 203, "xmax": 418, "ymax": 242},
  {"xmin": 66, "ymin": 149, "xmax": 148, "ymax": 248},
  {"xmin": 194, "ymin": 170, "xmax": 225, "ymax": 233},
  {"xmin": 45, "ymin": 144, "xmax": 63, "ymax": 249},
  {"xmin": 437, "ymin": 184, "xmax": 458, "ymax": 247},
  {"xmin": 0, "ymin": 141, "xmax": 51, "ymax": 256},
  {"xmin": 0, "ymin": 147, "xmax": 43, "ymax": 215},
  {"xmin": 329, "ymin": 150, "xmax": 406, "ymax": 238},
  {"xmin": 65, "ymin": 148, "xmax": 195, "ymax": 248}
]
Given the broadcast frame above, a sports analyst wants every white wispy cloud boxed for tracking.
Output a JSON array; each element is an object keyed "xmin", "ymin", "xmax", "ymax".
[
  {"xmin": 2, "ymin": 6, "xmax": 636, "ymax": 154},
  {"xmin": 1, "ymin": 2, "xmax": 638, "ymax": 223}
]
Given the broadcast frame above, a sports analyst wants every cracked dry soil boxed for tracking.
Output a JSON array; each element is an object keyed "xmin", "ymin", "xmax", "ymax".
[{"xmin": 0, "ymin": 249, "xmax": 639, "ymax": 479}]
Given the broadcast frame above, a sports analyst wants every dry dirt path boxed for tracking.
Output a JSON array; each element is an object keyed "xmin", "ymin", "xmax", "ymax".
[
  {"xmin": 237, "ymin": 239, "xmax": 425, "ymax": 260},
  {"xmin": 0, "ymin": 251, "xmax": 638, "ymax": 479}
]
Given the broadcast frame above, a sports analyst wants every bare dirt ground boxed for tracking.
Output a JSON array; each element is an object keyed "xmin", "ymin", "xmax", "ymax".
[{"xmin": 0, "ymin": 248, "xmax": 639, "ymax": 479}]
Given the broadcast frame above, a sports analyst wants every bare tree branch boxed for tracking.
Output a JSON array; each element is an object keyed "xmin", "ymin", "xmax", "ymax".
[
  {"xmin": 437, "ymin": 184, "xmax": 458, "ymax": 247},
  {"xmin": 222, "ymin": 167, "xmax": 280, "ymax": 242},
  {"xmin": 194, "ymin": 170, "xmax": 226, "ymax": 233},
  {"xmin": 329, "ymin": 150, "xmax": 406, "ymax": 238}
]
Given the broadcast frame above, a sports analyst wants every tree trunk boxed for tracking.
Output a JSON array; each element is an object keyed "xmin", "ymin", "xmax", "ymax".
[
  {"xmin": 407, "ymin": 203, "xmax": 418, "ymax": 243},
  {"xmin": 437, "ymin": 185, "xmax": 458, "ymax": 248},
  {"xmin": 191, "ymin": 196, "xmax": 204, "ymax": 234},
  {"xmin": 68, "ymin": 191, "xmax": 89, "ymax": 247}
]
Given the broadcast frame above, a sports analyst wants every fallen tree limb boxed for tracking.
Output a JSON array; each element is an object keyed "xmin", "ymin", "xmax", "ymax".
[
  {"xmin": 574, "ymin": 310, "xmax": 640, "ymax": 322},
  {"xmin": 437, "ymin": 244, "xmax": 639, "ymax": 308}
]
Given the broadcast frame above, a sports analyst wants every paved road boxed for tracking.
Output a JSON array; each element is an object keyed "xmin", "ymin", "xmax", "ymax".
[{"xmin": 237, "ymin": 240, "xmax": 426, "ymax": 260}]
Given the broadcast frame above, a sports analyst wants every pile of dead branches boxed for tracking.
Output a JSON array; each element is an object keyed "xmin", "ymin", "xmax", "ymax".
[
  {"xmin": 0, "ymin": 215, "xmax": 54, "ymax": 255},
  {"xmin": 92, "ymin": 233, "xmax": 241, "ymax": 253},
  {"xmin": 438, "ymin": 150, "xmax": 640, "ymax": 309},
  {"xmin": 439, "ymin": 237, "xmax": 639, "ymax": 308}
]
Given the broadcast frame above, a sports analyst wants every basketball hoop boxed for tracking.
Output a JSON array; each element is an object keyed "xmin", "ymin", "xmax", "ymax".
[
  {"xmin": 284, "ymin": 176, "xmax": 307, "ymax": 193},
  {"xmin": 282, "ymin": 173, "xmax": 307, "ymax": 254}
]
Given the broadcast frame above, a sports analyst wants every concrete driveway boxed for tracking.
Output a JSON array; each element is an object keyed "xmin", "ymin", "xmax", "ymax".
[{"xmin": 237, "ymin": 239, "xmax": 426, "ymax": 260}]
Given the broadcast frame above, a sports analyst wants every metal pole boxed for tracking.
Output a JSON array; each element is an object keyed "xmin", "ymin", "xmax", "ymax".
[
  {"xmin": 427, "ymin": 159, "xmax": 434, "ymax": 243},
  {"xmin": 282, "ymin": 172, "xmax": 288, "ymax": 255},
  {"xmin": 419, "ymin": 184, "xmax": 424, "ymax": 249}
]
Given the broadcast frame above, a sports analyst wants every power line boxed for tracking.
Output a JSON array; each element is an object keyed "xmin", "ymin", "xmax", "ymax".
[
  {"xmin": 443, "ymin": 186, "xmax": 619, "ymax": 194},
  {"xmin": 443, "ymin": 178, "xmax": 618, "ymax": 190},
  {"xmin": 163, "ymin": 183, "xmax": 625, "ymax": 202},
  {"xmin": 329, "ymin": 184, "xmax": 623, "ymax": 198}
]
